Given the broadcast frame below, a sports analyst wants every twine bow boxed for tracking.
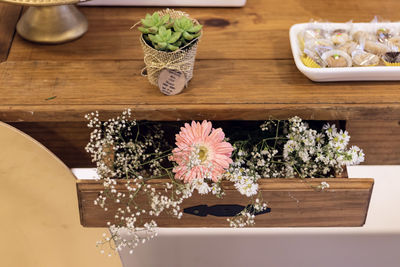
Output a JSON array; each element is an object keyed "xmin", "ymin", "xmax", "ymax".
[{"xmin": 142, "ymin": 52, "xmax": 193, "ymax": 76}]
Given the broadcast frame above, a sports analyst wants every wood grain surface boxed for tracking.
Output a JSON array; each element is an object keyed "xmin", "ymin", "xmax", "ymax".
[
  {"xmin": 1, "ymin": 59, "xmax": 400, "ymax": 121},
  {"xmin": 1, "ymin": 1, "xmax": 400, "ymax": 164},
  {"xmin": 348, "ymin": 120, "xmax": 400, "ymax": 165},
  {"xmin": 1, "ymin": 0, "xmax": 400, "ymax": 122},
  {"xmin": 7, "ymin": 0, "xmax": 400, "ymax": 61},
  {"xmin": 10, "ymin": 122, "xmax": 93, "ymax": 167},
  {"xmin": 0, "ymin": 4, "xmax": 20, "ymax": 62},
  {"xmin": 77, "ymin": 178, "xmax": 374, "ymax": 227}
]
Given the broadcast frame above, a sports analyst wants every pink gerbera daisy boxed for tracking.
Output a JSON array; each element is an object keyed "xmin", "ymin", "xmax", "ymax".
[{"xmin": 170, "ymin": 120, "xmax": 233, "ymax": 183}]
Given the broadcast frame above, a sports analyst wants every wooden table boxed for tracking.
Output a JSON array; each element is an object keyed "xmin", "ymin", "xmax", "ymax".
[{"xmin": 1, "ymin": 0, "xmax": 399, "ymax": 166}]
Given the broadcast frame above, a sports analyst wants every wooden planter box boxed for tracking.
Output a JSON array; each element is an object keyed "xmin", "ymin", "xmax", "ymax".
[{"xmin": 77, "ymin": 177, "xmax": 374, "ymax": 228}]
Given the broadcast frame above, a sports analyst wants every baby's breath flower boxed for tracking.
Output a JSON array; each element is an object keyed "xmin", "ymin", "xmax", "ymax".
[{"xmin": 86, "ymin": 111, "xmax": 364, "ymax": 256}]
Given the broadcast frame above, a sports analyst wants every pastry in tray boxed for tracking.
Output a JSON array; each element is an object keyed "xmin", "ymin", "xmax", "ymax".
[{"xmin": 298, "ymin": 20, "xmax": 400, "ymax": 68}]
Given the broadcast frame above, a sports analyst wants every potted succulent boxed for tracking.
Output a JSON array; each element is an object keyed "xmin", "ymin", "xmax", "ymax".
[{"xmin": 137, "ymin": 10, "xmax": 203, "ymax": 94}]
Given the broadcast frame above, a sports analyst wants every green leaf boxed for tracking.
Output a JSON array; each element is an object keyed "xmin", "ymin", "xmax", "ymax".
[
  {"xmin": 183, "ymin": 18, "xmax": 192, "ymax": 29},
  {"xmin": 158, "ymin": 26, "xmax": 167, "ymax": 37},
  {"xmin": 152, "ymin": 12, "xmax": 160, "ymax": 23},
  {"xmin": 141, "ymin": 18, "xmax": 153, "ymax": 28},
  {"xmin": 173, "ymin": 25, "xmax": 182, "ymax": 32},
  {"xmin": 155, "ymin": 34, "xmax": 165, "ymax": 43},
  {"xmin": 173, "ymin": 17, "xmax": 191, "ymax": 32},
  {"xmin": 167, "ymin": 44, "xmax": 179, "ymax": 51},
  {"xmin": 161, "ymin": 14, "xmax": 170, "ymax": 25},
  {"xmin": 148, "ymin": 26, "xmax": 158, "ymax": 34},
  {"xmin": 158, "ymin": 42, "xmax": 167, "ymax": 49},
  {"xmin": 180, "ymin": 37, "xmax": 188, "ymax": 45},
  {"xmin": 192, "ymin": 32, "xmax": 201, "ymax": 38},
  {"xmin": 189, "ymin": 24, "xmax": 202, "ymax": 33},
  {"xmin": 165, "ymin": 21, "xmax": 174, "ymax": 29},
  {"xmin": 166, "ymin": 28, "xmax": 172, "ymax": 38},
  {"xmin": 138, "ymin": 26, "xmax": 149, "ymax": 34},
  {"xmin": 169, "ymin": 32, "xmax": 182, "ymax": 43},
  {"xmin": 148, "ymin": 34, "xmax": 157, "ymax": 43},
  {"xmin": 183, "ymin": 31, "xmax": 194, "ymax": 40},
  {"xmin": 45, "ymin": 96, "xmax": 57, "ymax": 101},
  {"xmin": 173, "ymin": 40, "xmax": 182, "ymax": 47}
]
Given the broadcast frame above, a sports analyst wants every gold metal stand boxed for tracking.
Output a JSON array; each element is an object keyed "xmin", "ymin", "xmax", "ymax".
[
  {"xmin": 17, "ymin": 5, "xmax": 88, "ymax": 44},
  {"xmin": 0, "ymin": 1, "xmax": 89, "ymax": 44}
]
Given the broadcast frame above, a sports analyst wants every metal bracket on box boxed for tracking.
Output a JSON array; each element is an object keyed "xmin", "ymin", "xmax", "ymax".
[{"xmin": 183, "ymin": 204, "xmax": 271, "ymax": 217}]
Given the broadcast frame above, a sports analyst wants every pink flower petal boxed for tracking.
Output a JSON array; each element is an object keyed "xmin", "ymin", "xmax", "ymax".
[{"xmin": 171, "ymin": 120, "xmax": 233, "ymax": 183}]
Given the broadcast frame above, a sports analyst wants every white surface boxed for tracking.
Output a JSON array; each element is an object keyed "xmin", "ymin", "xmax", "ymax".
[
  {"xmin": 72, "ymin": 168, "xmax": 98, "ymax": 180},
  {"xmin": 289, "ymin": 22, "xmax": 400, "ymax": 82},
  {"xmin": 73, "ymin": 166, "xmax": 400, "ymax": 267},
  {"xmin": 80, "ymin": 0, "xmax": 246, "ymax": 6}
]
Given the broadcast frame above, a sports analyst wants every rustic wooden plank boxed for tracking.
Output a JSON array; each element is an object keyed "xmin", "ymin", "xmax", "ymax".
[
  {"xmin": 3, "ymin": 104, "xmax": 400, "ymax": 122},
  {"xmin": 7, "ymin": 0, "xmax": 400, "ymax": 61},
  {"xmin": 1, "ymin": 59, "xmax": 400, "ymax": 122},
  {"xmin": 3, "ymin": 3, "xmax": 400, "ymax": 164},
  {"xmin": 0, "ymin": 4, "xmax": 21, "ymax": 62},
  {"xmin": 348, "ymin": 120, "xmax": 400, "ymax": 165},
  {"xmin": 10, "ymin": 122, "xmax": 93, "ymax": 167},
  {"xmin": 77, "ymin": 178, "xmax": 374, "ymax": 227}
]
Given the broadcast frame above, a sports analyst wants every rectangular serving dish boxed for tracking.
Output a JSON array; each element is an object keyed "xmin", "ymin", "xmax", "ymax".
[
  {"xmin": 80, "ymin": 0, "xmax": 246, "ymax": 6},
  {"xmin": 77, "ymin": 177, "xmax": 374, "ymax": 228},
  {"xmin": 290, "ymin": 22, "xmax": 400, "ymax": 82}
]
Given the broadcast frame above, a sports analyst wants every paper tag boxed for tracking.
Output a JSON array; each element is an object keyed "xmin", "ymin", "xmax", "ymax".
[{"xmin": 158, "ymin": 69, "xmax": 186, "ymax": 96}]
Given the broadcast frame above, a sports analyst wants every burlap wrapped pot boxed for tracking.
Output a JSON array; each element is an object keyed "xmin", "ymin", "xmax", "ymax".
[{"xmin": 140, "ymin": 9, "xmax": 201, "ymax": 87}]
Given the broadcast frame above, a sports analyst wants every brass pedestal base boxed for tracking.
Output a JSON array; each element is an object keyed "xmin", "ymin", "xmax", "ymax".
[{"xmin": 16, "ymin": 5, "xmax": 88, "ymax": 44}]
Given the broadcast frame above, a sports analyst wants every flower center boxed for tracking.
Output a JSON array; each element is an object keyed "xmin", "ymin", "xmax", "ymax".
[{"xmin": 198, "ymin": 145, "xmax": 208, "ymax": 163}]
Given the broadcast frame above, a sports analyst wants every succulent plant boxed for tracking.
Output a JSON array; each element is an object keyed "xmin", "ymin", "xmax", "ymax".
[
  {"xmin": 138, "ymin": 11, "xmax": 203, "ymax": 52},
  {"xmin": 138, "ymin": 12, "xmax": 173, "ymax": 34},
  {"xmin": 148, "ymin": 26, "xmax": 182, "ymax": 51},
  {"xmin": 173, "ymin": 17, "xmax": 202, "ymax": 43}
]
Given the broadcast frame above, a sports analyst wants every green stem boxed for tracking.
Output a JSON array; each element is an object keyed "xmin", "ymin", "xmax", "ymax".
[
  {"xmin": 135, "ymin": 124, "xmax": 140, "ymax": 142},
  {"xmin": 273, "ymin": 120, "xmax": 280, "ymax": 149},
  {"xmin": 138, "ymin": 153, "xmax": 171, "ymax": 166}
]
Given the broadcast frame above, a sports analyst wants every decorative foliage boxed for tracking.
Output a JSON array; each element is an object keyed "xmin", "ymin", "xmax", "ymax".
[
  {"xmin": 85, "ymin": 111, "xmax": 364, "ymax": 256},
  {"xmin": 148, "ymin": 26, "xmax": 182, "ymax": 51},
  {"xmin": 234, "ymin": 117, "xmax": 365, "ymax": 179},
  {"xmin": 173, "ymin": 16, "xmax": 203, "ymax": 44},
  {"xmin": 138, "ymin": 11, "xmax": 203, "ymax": 52},
  {"xmin": 138, "ymin": 13, "xmax": 172, "ymax": 34}
]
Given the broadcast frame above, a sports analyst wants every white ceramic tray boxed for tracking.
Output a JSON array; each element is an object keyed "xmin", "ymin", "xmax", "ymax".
[
  {"xmin": 289, "ymin": 22, "xmax": 400, "ymax": 82},
  {"xmin": 80, "ymin": 0, "xmax": 246, "ymax": 6}
]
